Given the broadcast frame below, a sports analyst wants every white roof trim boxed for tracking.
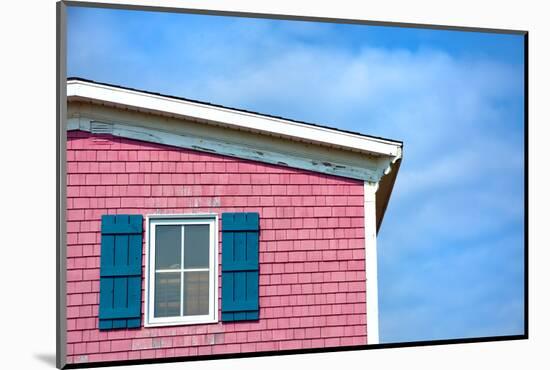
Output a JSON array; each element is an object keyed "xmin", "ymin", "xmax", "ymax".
[
  {"xmin": 67, "ymin": 80, "xmax": 402, "ymax": 159},
  {"xmin": 67, "ymin": 116, "xmax": 387, "ymax": 182}
]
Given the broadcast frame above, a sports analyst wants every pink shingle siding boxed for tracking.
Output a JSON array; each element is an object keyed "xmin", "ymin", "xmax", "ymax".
[{"xmin": 66, "ymin": 130, "xmax": 367, "ymax": 364}]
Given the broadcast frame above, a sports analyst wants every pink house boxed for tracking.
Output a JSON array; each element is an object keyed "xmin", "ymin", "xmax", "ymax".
[{"xmin": 62, "ymin": 78, "xmax": 403, "ymax": 367}]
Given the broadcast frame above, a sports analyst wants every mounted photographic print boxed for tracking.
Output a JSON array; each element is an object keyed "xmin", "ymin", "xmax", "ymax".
[{"xmin": 57, "ymin": 1, "xmax": 526, "ymax": 368}]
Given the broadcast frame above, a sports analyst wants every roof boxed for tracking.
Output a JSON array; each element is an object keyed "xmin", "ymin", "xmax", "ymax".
[
  {"xmin": 66, "ymin": 78, "xmax": 403, "ymax": 231},
  {"xmin": 68, "ymin": 77, "xmax": 403, "ymax": 147},
  {"xmin": 67, "ymin": 78, "xmax": 402, "ymax": 158}
]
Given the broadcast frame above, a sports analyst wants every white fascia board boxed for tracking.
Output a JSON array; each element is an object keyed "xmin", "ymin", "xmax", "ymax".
[{"xmin": 67, "ymin": 80, "xmax": 402, "ymax": 158}]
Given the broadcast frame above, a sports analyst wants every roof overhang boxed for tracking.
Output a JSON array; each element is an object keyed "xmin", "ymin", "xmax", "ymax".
[{"xmin": 67, "ymin": 79, "xmax": 402, "ymax": 231}]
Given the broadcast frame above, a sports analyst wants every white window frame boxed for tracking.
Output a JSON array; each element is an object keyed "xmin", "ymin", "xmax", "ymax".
[{"xmin": 145, "ymin": 214, "xmax": 218, "ymax": 327}]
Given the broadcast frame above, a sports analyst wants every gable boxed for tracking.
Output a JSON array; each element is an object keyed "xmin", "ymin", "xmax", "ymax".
[{"xmin": 67, "ymin": 79, "xmax": 402, "ymax": 230}]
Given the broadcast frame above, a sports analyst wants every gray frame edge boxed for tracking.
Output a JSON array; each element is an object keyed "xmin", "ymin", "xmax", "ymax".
[
  {"xmin": 64, "ymin": 1, "xmax": 527, "ymax": 35},
  {"xmin": 57, "ymin": 1, "xmax": 68, "ymax": 369}
]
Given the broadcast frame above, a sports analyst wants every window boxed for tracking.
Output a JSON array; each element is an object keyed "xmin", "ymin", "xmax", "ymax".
[{"xmin": 146, "ymin": 215, "xmax": 218, "ymax": 326}]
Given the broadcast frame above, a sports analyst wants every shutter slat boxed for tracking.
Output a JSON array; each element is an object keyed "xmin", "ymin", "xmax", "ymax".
[
  {"xmin": 235, "ymin": 232, "xmax": 245, "ymax": 260},
  {"xmin": 223, "ymin": 299, "xmax": 258, "ymax": 312},
  {"xmin": 98, "ymin": 278, "xmax": 114, "ymax": 318},
  {"xmin": 221, "ymin": 212, "xmax": 260, "ymax": 322},
  {"xmin": 113, "ymin": 277, "xmax": 128, "ymax": 318},
  {"xmin": 222, "ymin": 261, "xmax": 258, "ymax": 272},
  {"xmin": 233, "ymin": 312, "xmax": 247, "ymax": 321},
  {"xmin": 112, "ymin": 319, "xmax": 127, "ymax": 329},
  {"xmin": 223, "ymin": 232, "xmax": 234, "ymax": 265},
  {"xmin": 98, "ymin": 214, "xmax": 143, "ymax": 330},
  {"xmin": 101, "ymin": 215, "xmax": 142, "ymax": 235},
  {"xmin": 100, "ymin": 266, "xmax": 141, "ymax": 277},
  {"xmin": 222, "ymin": 212, "xmax": 259, "ymax": 231},
  {"xmin": 98, "ymin": 319, "xmax": 113, "ymax": 330},
  {"xmin": 234, "ymin": 271, "xmax": 246, "ymax": 307},
  {"xmin": 129, "ymin": 233, "xmax": 142, "ymax": 267},
  {"xmin": 115, "ymin": 234, "xmax": 129, "ymax": 272},
  {"xmin": 221, "ymin": 272, "xmax": 235, "ymax": 321},
  {"xmin": 246, "ymin": 232, "xmax": 259, "ymax": 266},
  {"xmin": 99, "ymin": 306, "xmax": 141, "ymax": 319},
  {"xmin": 127, "ymin": 276, "xmax": 142, "ymax": 328}
]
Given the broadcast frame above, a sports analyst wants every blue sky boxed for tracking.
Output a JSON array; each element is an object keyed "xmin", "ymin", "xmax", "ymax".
[{"xmin": 67, "ymin": 6, "xmax": 525, "ymax": 343}]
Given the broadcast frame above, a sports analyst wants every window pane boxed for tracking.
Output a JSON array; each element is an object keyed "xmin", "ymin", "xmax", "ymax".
[
  {"xmin": 154, "ymin": 272, "xmax": 181, "ymax": 317},
  {"xmin": 184, "ymin": 271, "xmax": 209, "ymax": 316},
  {"xmin": 155, "ymin": 225, "xmax": 181, "ymax": 270},
  {"xmin": 184, "ymin": 225, "xmax": 210, "ymax": 268}
]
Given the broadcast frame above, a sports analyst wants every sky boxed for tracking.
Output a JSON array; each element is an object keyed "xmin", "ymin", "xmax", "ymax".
[{"xmin": 67, "ymin": 6, "xmax": 525, "ymax": 343}]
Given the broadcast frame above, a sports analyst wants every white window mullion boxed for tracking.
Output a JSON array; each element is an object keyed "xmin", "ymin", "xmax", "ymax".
[
  {"xmin": 154, "ymin": 268, "xmax": 184, "ymax": 274},
  {"xmin": 181, "ymin": 268, "xmax": 209, "ymax": 272},
  {"xmin": 154, "ymin": 267, "xmax": 208, "ymax": 273}
]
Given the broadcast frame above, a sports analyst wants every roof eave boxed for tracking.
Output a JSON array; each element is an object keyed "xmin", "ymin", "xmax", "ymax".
[{"xmin": 67, "ymin": 80, "xmax": 402, "ymax": 159}]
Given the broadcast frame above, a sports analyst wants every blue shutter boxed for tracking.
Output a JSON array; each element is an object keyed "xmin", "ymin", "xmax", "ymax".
[
  {"xmin": 98, "ymin": 214, "xmax": 143, "ymax": 330},
  {"xmin": 221, "ymin": 212, "xmax": 260, "ymax": 321}
]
